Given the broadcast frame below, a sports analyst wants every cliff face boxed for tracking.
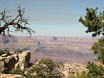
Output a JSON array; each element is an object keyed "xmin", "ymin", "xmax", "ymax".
[{"xmin": 0, "ymin": 51, "xmax": 31, "ymax": 72}]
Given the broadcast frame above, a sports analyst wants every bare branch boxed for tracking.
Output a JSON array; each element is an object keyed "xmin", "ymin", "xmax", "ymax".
[{"xmin": 0, "ymin": 3, "xmax": 35, "ymax": 36}]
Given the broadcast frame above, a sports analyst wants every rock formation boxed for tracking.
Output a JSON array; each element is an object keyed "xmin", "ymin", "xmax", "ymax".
[
  {"xmin": 0, "ymin": 73, "xmax": 26, "ymax": 78},
  {"xmin": 15, "ymin": 51, "xmax": 31, "ymax": 71},
  {"xmin": 60, "ymin": 63, "xmax": 88, "ymax": 78},
  {"xmin": 0, "ymin": 51, "xmax": 31, "ymax": 72}
]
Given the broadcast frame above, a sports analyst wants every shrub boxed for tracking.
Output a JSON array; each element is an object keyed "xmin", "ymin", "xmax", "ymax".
[
  {"xmin": 14, "ymin": 49, "xmax": 23, "ymax": 54},
  {"xmin": 9, "ymin": 66, "xmax": 24, "ymax": 76},
  {"xmin": 0, "ymin": 49, "xmax": 10, "ymax": 56}
]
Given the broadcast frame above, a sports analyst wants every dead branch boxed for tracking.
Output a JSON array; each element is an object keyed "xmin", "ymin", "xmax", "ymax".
[{"xmin": 0, "ymin": 3, "xmax": 35, "ymax": 36}]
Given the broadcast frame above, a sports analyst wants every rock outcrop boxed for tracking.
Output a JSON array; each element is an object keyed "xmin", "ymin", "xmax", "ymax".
[
  {"xmin": 0, "ymin": 60, "xmax": 4, "ymax": 72},
  {"xmin": 0, "ymin": 51, "xmax": 31, "ymax": 72},
  {"xmin": 60, "ymin": 63, "xmax": 88, "ymax": 78},
  {"xmin": 15, "ymin": 51, "xmax": 31, "ymax": 71},
  {"xmin": 0, "ymin": 73, "xmax": 26, "ymax": 78}
]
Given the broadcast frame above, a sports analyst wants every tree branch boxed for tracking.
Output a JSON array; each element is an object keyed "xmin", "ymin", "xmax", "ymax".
[{"xmin": 0, "ymin": 3, "xmax": 35, "ymax": 36}]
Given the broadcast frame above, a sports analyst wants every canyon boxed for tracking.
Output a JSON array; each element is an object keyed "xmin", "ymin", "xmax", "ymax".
[{"xmin": 0, "ymin": 35, "xmax": 98, "ymax": 64}]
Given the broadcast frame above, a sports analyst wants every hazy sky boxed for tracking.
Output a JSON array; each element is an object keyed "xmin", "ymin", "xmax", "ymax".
[{"xmin": 0, "ymin": 0, "xmax": 104, "ymax": 37}]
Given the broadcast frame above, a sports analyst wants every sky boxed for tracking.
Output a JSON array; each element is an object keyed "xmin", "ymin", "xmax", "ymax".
[{"xmin": 0, "ymin": 0, "xmax": 104, "ymax": 37}]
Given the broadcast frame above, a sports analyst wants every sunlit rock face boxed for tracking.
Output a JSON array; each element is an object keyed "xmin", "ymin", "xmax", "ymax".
[{"xmin": 0, "ymin": 51, "xmax": 31, "ymax": 72}]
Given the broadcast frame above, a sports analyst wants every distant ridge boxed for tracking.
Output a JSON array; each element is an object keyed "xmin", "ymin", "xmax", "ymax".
[{"xmin": 0, "ymin": 35, "xmax": 98, "ymax": 63}]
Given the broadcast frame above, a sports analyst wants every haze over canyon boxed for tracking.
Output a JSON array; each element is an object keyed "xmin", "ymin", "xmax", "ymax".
[{"xmin": 0, "ymin": 35, "xmax": 98, "ymax": 64}]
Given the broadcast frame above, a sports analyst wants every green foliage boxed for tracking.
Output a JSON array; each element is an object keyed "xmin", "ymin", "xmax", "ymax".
[
  {"xmin": 0, "ymin": 49, "xmax": 10, "ymax": 56},
  {"xmin": 79, "ymin": 7, "xmax": 104, "ymax": 64},
  {"xmin": 2, "ymin": 67, "xmax": 10, "ymax": 74},
  {"xmin": 14, "ymin": 49, "xmax": 23, "ymax": 54},
  {"xmin": 31, "ymin": 58, "xmax": 64, "ymax": 78},
  {"xmin": 0, "ymin": 49, "xmax": 23, "ymax": 55},
  {"xmin": 86, "ymin": 61, "xmax": 104, "ymax": 78},
  {"xmin": 69, "ymin": 71, "xmax": 87, "ymax": 78},
  {"xmin": 0, "ymin": 50, "xmax": 6, "ymax": 56},
  {"xmin": 69, "ymin": 61, "xmax": 104, "ymax": 78},
  {"xmin": 79, "ymin": 71, "xmax": 88, "ymax": 78},
  {"xmin": 26, "ymin": 73, "xmax": 37, "ymax": 78},
  {"xmin": 91, "ymin": 37, "xmax": 104, "ymax": 64},
  {"xmin": 0, "ymin": 49, "xmax": 23, "ymax": 56},
  {"xmin": 65, "ymin": 6, "xmax": 104, "ymax": 78},
  {"xmin": 9, "ymin": 66, "xmax": 24, "ymax": 76},
  {"xmin": 2, "ymin": 66, "xmax": 24, "ymax": 75},
  {"xmin": 79, "ymin": 7, "xmax": 104, "ymax": 37}
]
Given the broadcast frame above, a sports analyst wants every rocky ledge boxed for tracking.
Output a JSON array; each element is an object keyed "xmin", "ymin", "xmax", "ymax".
[
  {"xmin": 0, "ymin": 51, "xmax": 31, "ymax": 72},
  {"xmin": 60, "ymin": 63, "xmax": 88, "ymax": 78},
  {"xmin": 0, "ymin": 73, "xmax": 26, "ymax": 78}
]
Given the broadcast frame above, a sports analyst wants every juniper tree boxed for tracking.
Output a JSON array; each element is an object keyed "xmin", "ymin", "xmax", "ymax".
[
  {"xmin": 79, "ymin": 7, "xmax": 104, "ymax": 64},
  {"xmin": 79, "ymin": 7, "xmax": 104, "ymax": 37},
  {"xmin": 31, "ymin": 58, "xmax": 64, "ymax": 78}
]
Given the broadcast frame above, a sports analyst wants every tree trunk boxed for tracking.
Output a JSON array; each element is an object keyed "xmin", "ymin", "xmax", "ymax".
[{"xmin": 0, "ymin": 28, "xmax": 3, "ymax": 34}]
